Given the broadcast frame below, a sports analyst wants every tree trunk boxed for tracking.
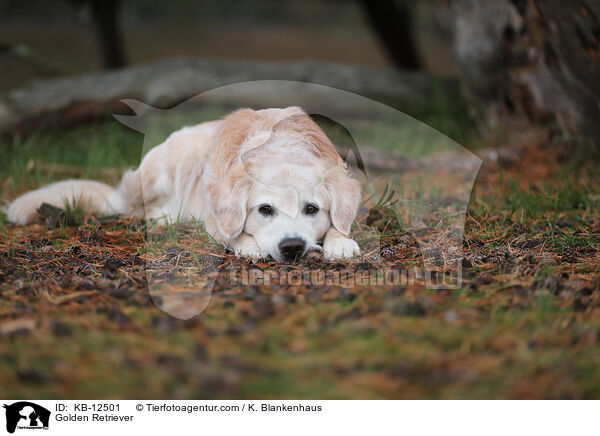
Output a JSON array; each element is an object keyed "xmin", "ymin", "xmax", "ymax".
[
  {"xmin": 451, "ymin": 0, "xmax": 600, "ymax": 144},
  {"xmin": 359, "ymin": 0, "xmax": 422, "ymax": 70},
  {"xmin": 0, "ymin": 58, "xmax": 459, "ymax": 135}
]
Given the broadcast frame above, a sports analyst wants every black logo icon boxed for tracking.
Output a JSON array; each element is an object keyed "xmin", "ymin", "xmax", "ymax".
[{"xmin": 2, "ymin": 402, "xmax": 50, "ymax": 434}]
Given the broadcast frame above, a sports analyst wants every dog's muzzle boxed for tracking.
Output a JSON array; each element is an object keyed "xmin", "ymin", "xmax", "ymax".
[{"xmin": 279, "ymin": 238, "xmax": 306, "ymax": 262}]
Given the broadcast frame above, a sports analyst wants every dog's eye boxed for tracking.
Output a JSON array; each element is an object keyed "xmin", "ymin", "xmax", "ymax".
[
  {"xmin": 258, "ymin": 205, "xmax": 273, "ymax": 216},
  {"xmin": 304, "ymin": 204, "xmax": 319, "ymax": 215}
]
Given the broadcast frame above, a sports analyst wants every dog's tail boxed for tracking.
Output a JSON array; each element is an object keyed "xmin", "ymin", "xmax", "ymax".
[{"xmin": 5, "ymin": 179, "xmax": 126, "ymax": 225}]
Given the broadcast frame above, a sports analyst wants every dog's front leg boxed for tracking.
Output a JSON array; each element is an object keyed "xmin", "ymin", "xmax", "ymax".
[
  {"xmin": 323, "ymin": 228, "xmax": 360, "ymax": 260},
  {"xmin": 229, "ymin": 233, "xmax": 261, "ymax": 260}
]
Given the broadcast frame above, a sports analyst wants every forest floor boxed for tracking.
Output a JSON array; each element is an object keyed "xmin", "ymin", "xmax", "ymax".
[{"xmin": 1, "ymin": 120, "xmax": 599, "ymax": 399}]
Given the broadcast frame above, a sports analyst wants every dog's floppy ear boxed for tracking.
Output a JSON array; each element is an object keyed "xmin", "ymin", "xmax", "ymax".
[
  {"xmin": 211, "ymin": 108, "xmax": 258, "ymax": 176},
  {"xmin": 208, "ymin": 166, "xmax": 252, "ymax": 240},
  {"xmin": 206, "ymin": 109, "xmax": 257, "ymax": 240},
  {"xmin": 323, "ymin": 165, "xmax": 361, "ymax": 236}
]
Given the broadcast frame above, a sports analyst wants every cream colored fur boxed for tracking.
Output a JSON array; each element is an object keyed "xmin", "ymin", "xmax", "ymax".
[{"xmin": 7, "ymin": 107, "xmax": 361, "ymax": 260}]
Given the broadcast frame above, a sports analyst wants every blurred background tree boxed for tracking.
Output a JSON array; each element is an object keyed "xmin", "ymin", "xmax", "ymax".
[
  {"xmin": 452, "ymin": 0, "xmax": 600, "ymax": 145},
  {"xmin": 0, "ymin": 0, "xmax": 598, "ymax": 146}
]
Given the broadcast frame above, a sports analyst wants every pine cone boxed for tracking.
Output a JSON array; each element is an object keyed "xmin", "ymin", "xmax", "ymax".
[
  {"xmin": 380, "ymin": 245, "xmax": 397, "ymax": 261},
  {"xmin": 561, "ymin": 246, "xmax": 578, "ymax": 264}
]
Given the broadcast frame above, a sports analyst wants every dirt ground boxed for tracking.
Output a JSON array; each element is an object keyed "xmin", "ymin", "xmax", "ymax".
[{"xmin": 1, "ymin": 131, "xmax": 599, "ymax": 399}]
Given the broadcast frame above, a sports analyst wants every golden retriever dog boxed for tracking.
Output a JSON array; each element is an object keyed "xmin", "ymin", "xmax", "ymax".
[{"xmin": 7, "ymin": 107, "xmax": 361, "ymax": 261}]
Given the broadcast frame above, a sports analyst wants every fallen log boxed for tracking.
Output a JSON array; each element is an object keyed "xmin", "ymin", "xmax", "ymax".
[{"xmin": 0, "ymin": 57, "xmax": 460, "ymax": 134}]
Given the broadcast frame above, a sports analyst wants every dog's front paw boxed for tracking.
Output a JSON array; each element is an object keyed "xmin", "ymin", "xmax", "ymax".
[
  {"xmin": 324, "ymin": 236, "xmax": 360, "ymax": 260},
  {"xmin": 230, "ymin": 234, "xmax": 262, "ymax": 260}
]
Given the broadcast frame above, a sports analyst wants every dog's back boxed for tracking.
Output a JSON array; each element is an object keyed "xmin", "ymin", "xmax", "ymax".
[{"xmin": 5, "ymin": 119, "xmax": 220, "ymax": 225}]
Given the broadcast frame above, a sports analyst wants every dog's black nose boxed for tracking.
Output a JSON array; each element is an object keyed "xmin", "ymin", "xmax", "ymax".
[{"xmin": 279, "ymin": 238, "xmax": 305, "ymax": 262}]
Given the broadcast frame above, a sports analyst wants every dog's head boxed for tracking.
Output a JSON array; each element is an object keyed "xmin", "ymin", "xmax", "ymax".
[{"xmin": 205, "ymin": 107, "xmax": 361, "ymax": 261}]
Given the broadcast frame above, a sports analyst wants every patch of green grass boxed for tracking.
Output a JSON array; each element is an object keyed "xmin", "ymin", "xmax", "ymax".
[
  {"xmin": 544, "ymin": 233, "xmax": 600, "ymax": 253},
  {"xmin": 504, "ymin": 179, "xmax": 597, "ymax": 219},
  {"xmin": 423, "ymin": 79, "xmax": 474, "ymax": 145},
  {"xmin": 0, "ymin": 220, "xmax": 17, "ymax": 257},
  {"xmin": 0, "ymin": 122, "xmax": 143, "ymax": 191},
  {"xmin": 470, "ymin": 170, "xmax": 599, "ymax": 226}
]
